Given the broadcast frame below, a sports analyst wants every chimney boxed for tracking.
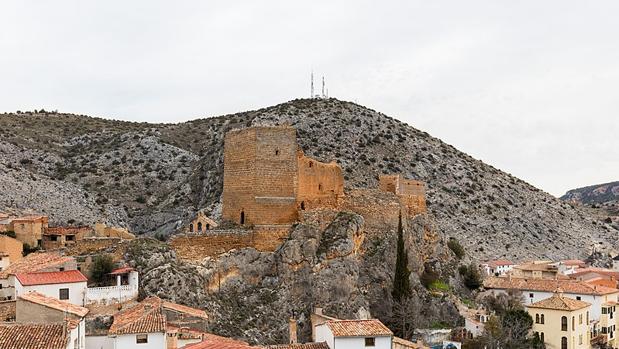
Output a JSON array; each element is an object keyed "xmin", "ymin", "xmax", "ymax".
[
  {"xmin": 314, "ymin": 307, "xmax": 323, "ymax": 316},
  {"xmin": 289, "ymin": 318, "xmax": 298, "ymax": 344}
]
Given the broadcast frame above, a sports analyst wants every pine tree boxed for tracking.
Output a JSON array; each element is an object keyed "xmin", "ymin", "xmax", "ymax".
[{"xmin": 392, "ymin": 213, "xmax": 411, "ymax": 302}]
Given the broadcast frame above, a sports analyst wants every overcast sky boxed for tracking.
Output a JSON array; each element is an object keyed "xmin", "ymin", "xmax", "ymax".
[{"xmin": 1, "ymin": 1, "xmax": 617, "ymax": 197}]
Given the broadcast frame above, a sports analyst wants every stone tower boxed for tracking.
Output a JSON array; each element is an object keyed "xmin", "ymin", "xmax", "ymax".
[{"xmin": 222, "ymin": 126, "xmax": 299, "ymax": 225}]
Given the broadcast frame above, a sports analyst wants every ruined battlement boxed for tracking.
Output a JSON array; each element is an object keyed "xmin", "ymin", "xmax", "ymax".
[{"xmin": 379, "ymin": 174, "xmax": 426, "ymax": 215}]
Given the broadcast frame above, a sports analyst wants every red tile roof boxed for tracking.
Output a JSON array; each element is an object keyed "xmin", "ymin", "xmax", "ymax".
[
  {"xmin": 110, "ymin": 266, "xmax": 134, "ymax": 275},
  {"xmin": 571, "ymin": 268, "xmax": 619, "ymax": 279},
  {"xmin": 19, "ymin": 291, "xmax": 89, "ymax": 317},
  {"xmin": 263, "ymin": 343, "xmax": 330, "ymax": 349},
  {"xmin": 324, "ymin": 319, "xmax": 393, "ymax": 337},
  {"xmin": 527, "ymin": 293, "xmax": 591, "ymax": 311},
  {"xmin": 162, "ymin": 300, "xmax": 208, "ymax": 319},
  {"xmin": 182, "ymin": 337, "xmax": 255, "ymax": 349},
  {"xmin": 0, "ymin": 252, "xmax": 74, "ymax": 278},
  {"xmin": 15, "ymin": 270, "xmax": 87, "ymax": 286},
  {"xmin": 484, "ymin": 276, "xmax": 619, "ymax": 296},
  {"xmin": 109, "ymin": 297, "xmax": 166, "ymax": 335},
  {"xmin": 0, "ymin": 322, "xmax": 68, "ymax": 349},
  {"xmin": 484, "ymin": 260, "xmax": 514, "ymax": 267}
]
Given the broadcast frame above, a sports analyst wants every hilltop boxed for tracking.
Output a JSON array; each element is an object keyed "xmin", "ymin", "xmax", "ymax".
[
  {"xmin": 1, "ymin": 98, "xmax": 616, "ymax": 260},
  {"xmin": 561, "ymin": 181, "xmax": 619, "ymax": 232}
]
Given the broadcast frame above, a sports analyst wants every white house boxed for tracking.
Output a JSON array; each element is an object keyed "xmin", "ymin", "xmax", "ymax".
[
  {"xmin": 463, "ymin": 311, "xmax": 489, "ymax": 338},
  {"xmin": 13, "ymin": 269, "xmax": 87, "ymax": 306},
  {"xmin": 480, "ymin": 260, "xmax": 515, "ymax": 276},
  {"xmin": 106, "ymin": 296, "xmax": 167, "ymax": 349},
  {"xmin": 85, "ymin": 266, "xmax": 139, "ymax": 305},
  {"xmin": 0, "ymin": 322, "xmax": 82, "ymax": 349},
  {"xmin": 0, "ymin": 252, "xmax": 76, "ymax": 301},
  {"xmin": 315, "ymin": 319, "xmax": 393, "ymax": 349}
]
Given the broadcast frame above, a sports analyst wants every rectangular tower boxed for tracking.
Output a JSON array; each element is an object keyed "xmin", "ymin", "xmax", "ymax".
[{"xmin": 222, "ymin": 126, "xmax": 299, "ymax": 225}]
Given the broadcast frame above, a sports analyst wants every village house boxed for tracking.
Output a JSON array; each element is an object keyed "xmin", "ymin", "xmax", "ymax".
[
  {"xmin": 483, "ymin": 276, "xmax": 619, "ymax": 323},
  {"xmin": 0, "ymin": 235, "xmax": 22, "ymax": 268},
  {"xmin": 480, "ymin": 260, "xmax": 515, "ymax": 276},
  {"xmin": 42, "ymin": 226, "xmax": 91, "ymax": 250},
  {"xmin": 526, "ymin": 291, "xmax": 592, "ymax": 349},
  {"xmin": 16, "ymin": 291, "xmax": 89, "ymax": 349},
  {"xmin": 0, "ymin": 215, "xmax": 48, "ymax": 248},
  {"xmin": 187, "ymin": 211, "xmax": 218, "ymax": 233},
  {"xmin": 314, "ymin": 319, "xmax": 393, "ymax": 349},
  {"xmin": 85, "ymin": 266, "xmax": 139, "ymax": 305},
  {"xmin": 13, "ymin": 269, "xmax": 88, "ymax": 305},
  {"xmin": 510, "ymin": 261, "xmax": 562, "ymax": 279},
  {"xmin": 463, "ymin": 310, "xmax": 489, "ymax": 338},
  {"xmin": 570, "ymin": 268, "xmax": 619, "ymax": 289},
  {"xmin": 0, "ymin": 252, "xmax": 77, "ymax": 301},
  {"xmin": 0, "ymin": 322, "xmax": 80, "ymax": 349}
]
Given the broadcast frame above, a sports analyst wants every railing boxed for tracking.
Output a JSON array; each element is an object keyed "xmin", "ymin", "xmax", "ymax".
[{"xmin": 85, "ymin": 285, "xmax": 138, "ymax": 305}]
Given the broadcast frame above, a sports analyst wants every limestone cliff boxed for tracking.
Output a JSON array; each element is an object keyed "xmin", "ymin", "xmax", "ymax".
[{"xmin": 126, "ymin": 211, "xmax": 460, "ymax": 344}]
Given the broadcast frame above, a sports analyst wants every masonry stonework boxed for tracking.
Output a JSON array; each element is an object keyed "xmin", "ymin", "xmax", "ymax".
[{"xmin": 379, "ymin": 174, "xmax": 426, "ymax": 216}]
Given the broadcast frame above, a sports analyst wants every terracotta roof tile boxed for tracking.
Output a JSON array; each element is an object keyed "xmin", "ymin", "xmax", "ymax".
[
  {"xmin": 108, "ymin": 297, "xmax": 166, "ymax": 335},
  {"xmin": 15, "ymin": 270, "xmax": 87, "ymax": 286},
  {"xmin": 325, "ymin": 319, "xmax": 393, "ymax": 337},
  {"xmin": 19, "ymin": 291, "xmax": 89, "ymax": 317},
  {"xmin": 162, "ymin": 300, "xmax": 208, "ymax": 319},
  {"xmin": 110, "ymin": 266, "xmax": 134, "ymax": 275},
  {"xmin": 527, "ymin": 293, "xmax": 591, "ymax": 311},
  {"xmin": 0, "ymin": 252, "xmax": 74, "ymax": 278},
  {"xmin": 484, "ymin": 276, "xmax": 619, "ymax": 296},
  {"xmin": 0, "ymin": 322, "xmax": 68, "ymax": 349},
  {"xmin": 393, "ymin": 337, "xmax": 429, "ymax": 349},
  {"xmin": 182, "ymin": 337, "xmax": 255, "ymax": 349},
  {"xmin": 263, "ymin": 342, "xmax": 330, "ymax": 349},
  {"xmin": 484, "ymin": 260, "xmax": 514, "ymax": 267}
]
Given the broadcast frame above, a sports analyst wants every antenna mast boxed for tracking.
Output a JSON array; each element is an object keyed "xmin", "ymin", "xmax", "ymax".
[
  {"xmin": 310, "ymin": 71, "xmax": 314, "ymax": 98},
  {"xmin": 321, "ymin": 76, "xmax": 325, "ymax": 98}
]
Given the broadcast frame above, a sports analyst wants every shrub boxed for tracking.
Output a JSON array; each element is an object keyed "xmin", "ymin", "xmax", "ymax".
[
  {"xmin": 447, "ymin": 237, "xmax": 465, "ymax": 259},
  {"xmin": 89, "ymin": 254, "xmax": 115, "ymax": 285},
  {"xmin": 459, "ymin": 264, "xmax": 483, "ymax": 290},
  {"xmin": 135, "ymin": 196, "xmax": 146, "ymax": 204}
]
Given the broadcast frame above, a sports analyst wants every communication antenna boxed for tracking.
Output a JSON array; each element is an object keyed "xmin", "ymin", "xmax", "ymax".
[
  {"xmin": 321, "ymin": 76, "xmax": 325, "ymax": 98},
  {"xmin": 310, "ymin": 71, "xmax": 314, "ymax": 98}
]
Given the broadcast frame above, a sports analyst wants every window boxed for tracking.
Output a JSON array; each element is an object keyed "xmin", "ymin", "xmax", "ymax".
[
  {"xmin": 579, "ymin": 314, "xmax": 582, "ymax": 324},
  {"xmin": 318, "ymin": 184, "xmax": 322, "ymax": 191},
  {"xmin": 59, "ymin": 288, "xmax": 69, "ymax": 300},
  {"xmin": 535, "ymin": 314, "xmax": 539, "ymax": 323},
  {"xmin": 529, "ymin": 293, "xmax": 534, "ymax": 298},
  {"xmin": 572, "ymin": 316, "xmax": 575, "ymax": 330},
  {"xmin": 309, "ymin": 161, "xmax": 313, "ymax": 168},
  {"xmin": 603, "ymin": 307, "xmax": 608, "ymax": 314},
  {"xmin": 576, "ymin": 296, "xmax": 581, "ymax": 300},
  {"xmin": 59, "ymin": 267, "xmax": 64, "ymax": 272},
  {"xmin": 540, "ymin": 314, "xmax": 545, "ymax": 324},
  {"xmin": 540, "ymin": 332, "xmax": 544, "ymax": 343},
  {"xmin": 561, "ymin": 316, "xmax": 567, "ymax": 331},
  {"xmin": 197, "ymin": 222, "xmax": 202, "ymax": 232},
  {"xmin": 275, "ymin": 149, "xmax": 279, "ymax": 156},
  {"xmin": 66, "ymin": 235, "xmax": 75, "ymax": 241},
  {"xmin": 579, "ymin": 334, "xmax": 582, "ymax": 345},
  {"xmin": 587, "ymin": 311, "xmax": 589, "ymax": 323},
  {"xmin": 189, "ymin": 223, "xmax": 194, "ymax": 232},
  {"xmin": 561, "ymin": 337, "xmax": 567, "ymax": 349},
  {"xmin": 0, "ymin": 284, "xmax": 2, "ymax": 289},
  {"xmin": 50, "ymin": 235, "xmax": 58, "ymax": 241},
  {"xmin": 206, "ymin": 224, "xmax": 210, "ymax": 230},
  {"xmin": 136, "ymin": 334, "xmax": 148, "ymax": 344},
  {"xmin": 364, "ymin": 338, "xmax": 375, "ymax": 347},
  {"xmin": 240, "ymin": 211, "xmax": 245, "ymax": 225},
  {"xmin": 300, "ymin": 201, "xmax": 305, "ymax": 210}
]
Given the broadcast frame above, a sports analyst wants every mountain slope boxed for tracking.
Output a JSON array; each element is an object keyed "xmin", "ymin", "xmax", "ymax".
[
  {"xmin": 561, "ymin": 181, "xmax": 619, "ymax": 232},
  {"xmin": 1, "ymin": 99, "xmax": 616, "ymax": 260}
]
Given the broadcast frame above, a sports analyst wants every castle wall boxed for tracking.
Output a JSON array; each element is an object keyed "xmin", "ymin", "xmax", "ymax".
[
  {"xmin": 222, "ymin": 127, "xmax": 298, "ymax": 225},
  {"xmin": 297, "ymin": 152, "xmax": 344, "ymax": 210},
  {"xmin": 378, "ymin": 174, "xmax": 426, "ymax": 216}
]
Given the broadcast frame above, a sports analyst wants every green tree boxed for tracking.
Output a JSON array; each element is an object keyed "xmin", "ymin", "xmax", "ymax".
[
  {"xmin": 89, "ymin": 254, "xmax": 115, "ymax": 285},
  {"xmin": 447, "ymin": 237, "xmax": 465, "ymax": 258},
  {"xmin": 392, "ymin": 213, "xmax": 411, "ymax": 302},
  {"xmin": 459, "ymin": 263, "xmax": 483, "ymax": 290}
]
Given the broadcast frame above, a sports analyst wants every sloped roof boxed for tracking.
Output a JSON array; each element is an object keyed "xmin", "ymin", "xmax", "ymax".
[
  {"xmin": 19, "ymin": 291, "xmax": 89, "ymax": 317},
  {"xmin": 108, "ymin": 297, "xmax": 166, "ymax": 335},
  {"xmin": 15, "ymin": 270, "xmax": 87, "ymax": 286},
  {"xmin": 527, "ymin": 293, "xmax": 591, "ymax": 311},
  {"xmin": 0, "ymin": 323, "xmax": 68, "ymax": 349},
  {"xmin": 484, "ymin": 276, "xmax": 619, "ymax": 296},
  {"xmin": 324, "ymin": 319, "xmax": 393, "ymax": 337},
  {"xmin": 484, "ymin": 260, "xmax": 514, "ymax": 268},
  {"xmin": 110, "ymin": 266, "xmax": 134, "ymax": 275},
  {"xmin": 263, "ymin": 343, "xmax": 330, "ymax": 349},
  {"xmin": 571, "ymin": 268, "xmax": 619, "ymax": 279},
  {"xmin": 162, "ymin": 300, "xmax": 208, "ymax": 319},
  {"xmin": 182, "ymin": 337, "xmax": 255, "ymax": 349},
  {"xmin": 0, "ymin": 252, "xmax": 74, "ymax": 278}
]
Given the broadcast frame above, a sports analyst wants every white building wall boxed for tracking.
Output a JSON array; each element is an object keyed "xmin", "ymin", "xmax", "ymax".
[
  {"xmin": 15, "ymin": 281, "xmax": 87, "ymax": 306},
  {"xmin": 464, "ymin": 318, "xmax": 484, "ymax": 337},
  {"xmin": 113, "ymin": 333, "xmax": 166, "ymax": 349},
  {"xmin": 85, "ymin": 336, "xmax": 114, "ymax": 349},
  {"xmin": 334, "ymin": 336, "xmax": 391, "ymax": 349},
  {"xmin": 315, "ymin": 324, "xmax": 335, "ymax": 349}
]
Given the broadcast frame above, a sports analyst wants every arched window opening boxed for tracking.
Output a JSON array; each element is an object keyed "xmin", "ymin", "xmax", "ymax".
[
  {"xmin": 540, "ymin": 332, "xmax": 544, "ymax": 343},
  {"xmin": 541, "ymin": 314, "xmax": 545, "ymax": 324},
  {"xmin": 561, "ymin": 316, "xmax": 567, "ymax": 331},
  {"xmin": 561, "ymin": 337, "xmax": 567, "ymax": 349},
  {"xmin": 240, "ymin": 211, "xmax": 245, "ymax": 225},
  {"xmin": 189, "ymin": 223, "xmax": 194, "ymax": 232},
  {"xmin": 535, "ymin": 314, "xmax": 539, "ymax": 324},
  {"xmin": 300, "ymin": 201, "xmax": 305, "ymax": 210},
  {"xmin": 275, "ymin": 149, "xmax": 279, "ymax": 156},
  {"xmin": 572, "ymin": 316, "xmax": 575, "ymax": 330},
  {"xmin": 318, "ymin": 184, "xmax": 322, "ymax": 191},
  {"xmin": 197, "ymin": 222, "xmax": 202, "ymax": 232},
  {"xmin": 309, "ymin": 161, "xmax": 313, "ymax": 168},
  {"xmin": 206, "ymin": 224, "xmax": 210, "ymax": 230}
]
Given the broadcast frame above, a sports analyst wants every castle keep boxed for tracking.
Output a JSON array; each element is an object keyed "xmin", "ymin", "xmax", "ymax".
[
  {"xmin": 222, "ymin": 126, "xmax": 344, "ymax": 226},
  {"xmin": 378, "ymin": 174, "xmax": 426, "ymax": 215}
]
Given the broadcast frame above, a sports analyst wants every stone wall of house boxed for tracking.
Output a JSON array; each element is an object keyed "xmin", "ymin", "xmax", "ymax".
[
  {"xmin": 91, "ymin": 223, "xmax": 135, "ymax": 239},
  {"xmin": 222, "ymin": 127, "xmax": 299, "ymax": 226},
  {"xmin": 0, "ymin": 235, "xmax": 22, "ymax": 263},
  {"xmin": 170, "ymin": 226, "xmax": 290, "ymax": 261},
  {"xmin": 11, "ymin": 217, "xmax": 48, "ymax": 247},
  {"xmin": 297, "ymin": 151, "xmax": 344, "ymax": 210}
]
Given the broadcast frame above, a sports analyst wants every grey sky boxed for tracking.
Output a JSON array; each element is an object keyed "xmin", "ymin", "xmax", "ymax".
[{"xmin": 1, "ymin": 1, "xmax": 617, "ymax": 197}]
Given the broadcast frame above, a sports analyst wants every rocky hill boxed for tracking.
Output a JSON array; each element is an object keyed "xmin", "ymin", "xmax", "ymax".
[
  {"xmin": 1, "ymin": 99, "xmax": 617, "ymax": 260},
  {"xmin": 561, "ymin": 181, "xmax": 619, "ymax": 232}
]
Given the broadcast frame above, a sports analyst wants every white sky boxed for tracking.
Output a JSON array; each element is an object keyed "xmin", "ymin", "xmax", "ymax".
[{"xmin": 1, "ymin": 1, "xmax": 617, "ymax": 197}]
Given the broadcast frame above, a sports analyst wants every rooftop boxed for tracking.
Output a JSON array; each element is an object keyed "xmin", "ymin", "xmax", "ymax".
[
  {"xmin": 0, "ymin": 252, "xmax": 74, "ymax": 278},
  {"xmin": 19, "ymin": 291, "xmax": 89, "ymax": 317},
  {"xmin": 484, "ymin": 276, "xmax": 619, "ymax": 296},
  {"xmin": 484, "ymin": 259, "xmax": 514, "ymax": 267},
  {"xmin": 108, "ymin": 297, "xmax": 166, "ymax": 335},
  {"xmin": 263, "ymin": 343, "xmax": 330, "ymax": 349},
  {"xmin": 324, "ymin": 319, "xmax": 393, "ymax": 337},
  {"xmin": 15, "ymin": 270, "xmax": 87, "ymax": 286},
  {"xmin": 527, "ymin": 293, "xmax": 591, "ymax": 311},
  {"xmin": 0, "ymin": 322, "xmax": 68, "ymax": 349},
  {"xmin": 110, "ymin": 266, "xmax": 134, "ymax": 275},
  {"xmin": 162, "ymin": 300, "xmax": 208, "ymax": 320}
]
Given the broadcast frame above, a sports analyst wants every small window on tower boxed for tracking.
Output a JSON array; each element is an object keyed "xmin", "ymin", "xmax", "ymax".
[
  {"xmin": 309, "ymin": 161, "xmax": 313, "ymax": 168},
  {"xmin": 275, "ymin": 149, "xmax": 279, "ymax": 156}
]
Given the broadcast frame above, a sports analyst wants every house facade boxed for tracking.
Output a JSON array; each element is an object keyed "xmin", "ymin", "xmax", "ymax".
[
  {"xmin": 481, "ymin": 260, "xmax": 515, "ymax": 276},
  {"xmin": 14, "ymin": 270, "xmax": 88, "ymax": 305},
  {"xmin": 315, "ymin": 319, "xmax": 393, "ymax": 349}
]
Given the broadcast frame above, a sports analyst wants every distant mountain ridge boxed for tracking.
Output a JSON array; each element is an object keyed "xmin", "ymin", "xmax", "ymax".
[
  {"xmin": 0, "ymin": 98, "xmax": 617, "ymax": 260},
  {"xmin": 561, "ymin": 181, "xmax": 619, "ymax": 205}
]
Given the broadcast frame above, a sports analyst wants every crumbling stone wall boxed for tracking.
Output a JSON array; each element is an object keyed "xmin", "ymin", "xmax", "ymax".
[
  {"xmin": 379, "ymin": 174, "xmax": 426, "ymax": 215},
  {"xmin": 297, "ymin": 151, "xmax": 344, "ymax": 210},
  {"xmin": 170, "ymin": 227, "xmax": 290, "ymax": 261},
  {"xmin": 222, "ymin": 127, "xmax": 299, "ymax": 225}
]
